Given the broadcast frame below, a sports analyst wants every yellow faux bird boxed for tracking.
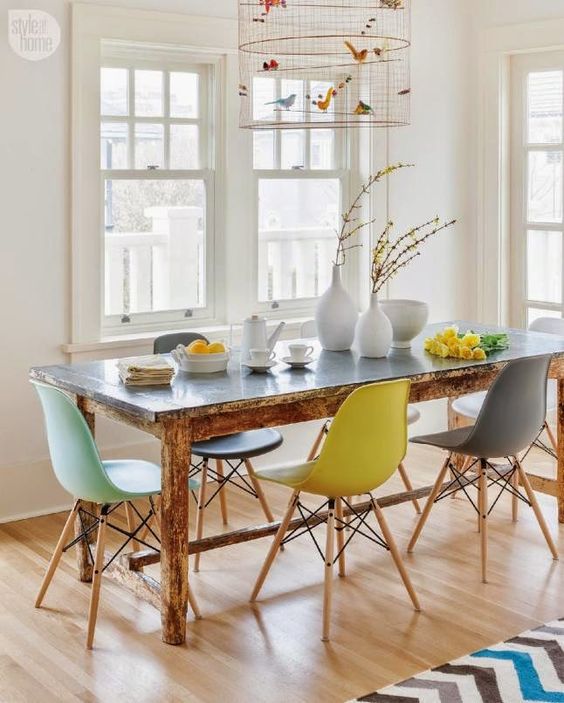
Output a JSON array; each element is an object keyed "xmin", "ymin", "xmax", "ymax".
[
  {"xmin": 315, "ymin": 87, "xmax": 335, "ymax": 112},
  {"xmin": 344, "ymin": 40, "xmax": 368, "ymax": 64}
]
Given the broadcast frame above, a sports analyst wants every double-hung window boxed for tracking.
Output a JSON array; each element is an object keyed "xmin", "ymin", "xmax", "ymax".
[
  {"xmin": 100, "ymin": 47, "xmax": 215, "ymax": 333},
  {"xmin": 511, "ymin": 52, "xmax": 564, "ymax": 326},
  {"xmin": 252, "ymin": 77, "xmax": 349, "ymax": 313}
]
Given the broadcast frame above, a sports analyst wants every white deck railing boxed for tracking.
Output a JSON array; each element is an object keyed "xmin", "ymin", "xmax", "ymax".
[{"xmin": 105, "ymin": 207, "xmax": 335, "ymax": 315}]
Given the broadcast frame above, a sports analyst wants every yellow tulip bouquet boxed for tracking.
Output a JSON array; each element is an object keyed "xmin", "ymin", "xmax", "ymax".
[{"xmin": 424, "ymin": 326, "xmax": 509, "ymax": 360}]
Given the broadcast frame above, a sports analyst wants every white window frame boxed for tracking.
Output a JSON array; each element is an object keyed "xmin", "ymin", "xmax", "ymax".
[
  {"xmin": 71, "ymin": 4, "xmax": 235, "ymax": 344},
  {"xmin": 510, "ymin": 51, "xmax": 564, "ymax": 327},
  {"xmin": 100, "ymin": 46, "xmax": 217, "ymax": 335}
]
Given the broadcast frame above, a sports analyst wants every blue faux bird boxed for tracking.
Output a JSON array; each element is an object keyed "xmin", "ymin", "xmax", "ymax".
[{"xmin": 265, "ymin": 94, "xmax": 297, "ymax": 110}]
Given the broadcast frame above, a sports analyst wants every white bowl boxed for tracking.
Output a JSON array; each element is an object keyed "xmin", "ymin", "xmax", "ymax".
[
  {"xmin": 379, "ymin": 299, "xmax": 429, "ymax": 349},
  {"xmin": 172, "ymin": 349, "xmax": 230, "ymax": 373}
]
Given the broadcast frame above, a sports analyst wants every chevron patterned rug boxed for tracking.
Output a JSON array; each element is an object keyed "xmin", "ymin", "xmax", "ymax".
[{"xmin": 349, "ymin": 618, "xmax": 564, "ymax": 702}]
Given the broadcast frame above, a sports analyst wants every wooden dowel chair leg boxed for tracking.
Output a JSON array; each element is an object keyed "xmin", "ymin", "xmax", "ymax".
[
  {"xmin": 545, "ymin": 421, "xmax": 558, "ymax": 453},
  {"xmin": 307, "ymin": 425, "xmax": 327, "ymax": 462},
  {"xmin": 408, "ymin": 455, "xmax": 451, "ymax": 553},
  {"xmin": 478, "ymin": 459, "xmax": 488, "ymax": 583},
  {"xmin": 216, "ymin": 460, "xmax": 229, "ymax": 526},
  {"xmin": 335, "ymin": 498, "xmax": 346, "ymax": 577},
  {"xmin": 511, "ymin": 468, "xmax": 519, "ymax": 523},
  {"xmin": 86, "ymin": 506, "xmax": 108, "ymax": 650},
  {"xmin": 35, "ymin": 500, "xmax": 81, "ymax": 608},
  {"xmin": 322, "ymin": 499, "xmax": 336, "ymax": 642},
  {"xmin": 124, "ymin": 502, "xmax": 141, "ymax": 551},
  {"xmin": 194, "ymin": 460, "xmax": 209, "ymax": 573},
  {"xmin": 516, "ymin": 459, "xmax": 559, "ymax": 560},
  {"xmin": 245, "ymin": 460, "xmax": 275, "ymax": 523},
  {"xmin": 397, "ymin": 462, "xmax": 421, "ymax": 514},
  {"xmin": 251, "ymin": 492, "xmax": 299, "ymax": 602},
  {"xmin": 372, "ymin": 498, "xmax": 420, "ymax": 612},
  {"xmin": 188, "ymin": 586, "xmax": 202, "ymax": 620}
]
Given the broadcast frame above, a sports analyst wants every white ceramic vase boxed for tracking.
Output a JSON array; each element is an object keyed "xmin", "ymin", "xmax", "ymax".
[
  {"xmin": 315, "ymin": 265, "xmax": 358, "ymax": 351},
  {"xmin": 355, "ymin": 293, "xmax": 393, "ymax": 358}
]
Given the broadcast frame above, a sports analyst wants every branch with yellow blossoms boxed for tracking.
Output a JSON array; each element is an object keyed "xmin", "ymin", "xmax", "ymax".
[
  {"xmin": 334, "ymin": 163, "xmax": 413, "ymax": 267},
  {"xmin": 371, "ymin": 217, "xmax": 457, "ymax": 294}
]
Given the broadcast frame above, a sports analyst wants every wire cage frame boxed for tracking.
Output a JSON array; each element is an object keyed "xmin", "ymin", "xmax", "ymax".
[{"xmin": 239, "ymin": 0, "xmax": 411, "ymax": 130}]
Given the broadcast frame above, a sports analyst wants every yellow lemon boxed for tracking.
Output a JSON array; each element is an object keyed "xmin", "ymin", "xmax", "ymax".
[
  {"xmin": 207, "ymin": 342, "xmax": 226, "ymax": 354},
  {"xmin": 187, "ymin": 340, "xmax": 209, "ymax": 355}
]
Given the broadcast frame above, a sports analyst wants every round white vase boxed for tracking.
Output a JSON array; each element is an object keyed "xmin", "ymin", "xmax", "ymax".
[
  {"xmin": 355, "ymin": 293, "xmax": 393, "ymax": 358},
  {"xmin": 315, "ymin": 265, "xmax": 358, "ymax": 351}
]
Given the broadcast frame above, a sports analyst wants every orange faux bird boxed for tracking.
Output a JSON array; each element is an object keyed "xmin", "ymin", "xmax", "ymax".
[
  {"xmin": 344, "ymin": 40, "xmax": 368, "ymax": 63},
  {"xmin": 315, "ymin": 87, "xmax": 335, "ymax": 112}
]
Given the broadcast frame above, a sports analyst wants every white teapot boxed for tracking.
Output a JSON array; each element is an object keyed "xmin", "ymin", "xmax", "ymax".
[{"xmin": 240, "ymin": 315, "xmax": 285, "ymax": 363}]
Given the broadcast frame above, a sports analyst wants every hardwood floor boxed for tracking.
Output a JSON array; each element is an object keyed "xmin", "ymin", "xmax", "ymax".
[{"xmin": 1, "ymin": 442, "xmax": 564, "ymax": 702}]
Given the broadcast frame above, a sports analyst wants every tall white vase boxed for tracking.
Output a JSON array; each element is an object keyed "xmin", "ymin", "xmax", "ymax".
[
  {"xmin": 315, "ymin": 265, "xmax": 358, "ymax": 351},
  {"xmin": 355, "ymin": 293, "xmax": 393, "ymax": 358}
]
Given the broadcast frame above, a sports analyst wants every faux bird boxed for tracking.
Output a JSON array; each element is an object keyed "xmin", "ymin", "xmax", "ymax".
[
  {"xmin": 262, "ymin": 59, "xmax": 279, "ymax": 71},
  {"xmin": 314, "ymin": 87, "xmax": 336, "ymax": 112},
  {"xmin": 344, "ymin": 40, "xmax": 368, "ymax": 64},
  {"xmin": 353, "ymin": 100, "xmax": 373, "ymax": 115},
  {"xmin": 265, "ymin": 93, "xmax": 297, "ymax": 110}
]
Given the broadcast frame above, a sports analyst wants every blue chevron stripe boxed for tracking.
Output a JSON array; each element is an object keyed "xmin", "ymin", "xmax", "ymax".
[{"xmin": 472, "ymin": 649, "xmax": 564, "ymax": 701}]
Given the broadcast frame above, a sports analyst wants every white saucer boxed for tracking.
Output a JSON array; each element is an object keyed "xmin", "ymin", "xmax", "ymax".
[
  {"xmin": 242, "ymin": 360, "xmax": 277, "ymax": 373},
  {"xmin": 281, "ymin": 356, "xmax": 314, "ymax": 368}
]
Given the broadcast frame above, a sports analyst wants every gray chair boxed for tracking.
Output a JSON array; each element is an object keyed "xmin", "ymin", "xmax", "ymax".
[
  {"xmin": 154, "ymin": 333, "xmax": 283, "ymax": 571},
  {"xmin": 450, "ymin": 317, "xmax": 564, "ymax": 460},
  {"xmin": 408, "ymin": 355, "xmax": 559, "ymax": 583}
]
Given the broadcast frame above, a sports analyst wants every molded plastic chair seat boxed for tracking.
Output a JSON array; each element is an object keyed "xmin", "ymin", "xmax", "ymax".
[
  {"xmin": 254, "ymin": 461, "xmax": 315, "ymax": 489},
  {"xmin": 411, "ymin": 426, "xmax": 474, "ymax": 452},
  {"xmin": 103, "ymin": 460, "xmax": 199, "ymax": 497},
  {"xmin": 452, "ymin": 379, "xmax": 557, "ymax": 421},
  {"xmin": 191, "ymin": 428, "xmax": 283, "ymax": 460}
]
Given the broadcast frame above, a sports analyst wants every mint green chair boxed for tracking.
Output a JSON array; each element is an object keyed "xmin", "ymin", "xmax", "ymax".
[
  {"xmin": 32, "ymin": 381, "xmax": 201, "ymax": 649},
  {"xmin": 250, "ymin": 379, "xmax": 421, "ymax": 642}
]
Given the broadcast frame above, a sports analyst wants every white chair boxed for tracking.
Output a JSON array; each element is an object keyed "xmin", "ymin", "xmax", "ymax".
[
  {"xmin": 301, "ymin": 321, "xmax": 423, "ymax": 513},
  {"xmin": 450, "ymin": 317, "xmax": 564, "ymax": 458}
]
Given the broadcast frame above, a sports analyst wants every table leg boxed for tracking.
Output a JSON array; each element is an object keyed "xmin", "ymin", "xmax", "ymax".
[
  {"xmin": 160, "ymin": 418, "xmax": 191, "ymax": 645},
  {"xmin": 76, "ymin": 397, "xmax": 98, "ymax": 582},
  {"xmin": 558, "ymin": 379, "xmax": 564, "ymax": 524},
  {"xmin": 447, "ymin": 398, "xmax": 466, "ymax": 481}
]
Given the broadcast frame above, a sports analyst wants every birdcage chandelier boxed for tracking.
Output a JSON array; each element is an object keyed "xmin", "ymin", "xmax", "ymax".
[{"xmin": 238, "ymin": 0, "xmax": 411, "ymax": 130}]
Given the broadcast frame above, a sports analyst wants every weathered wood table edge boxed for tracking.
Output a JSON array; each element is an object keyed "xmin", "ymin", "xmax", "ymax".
[{"xmin": 29, "ymin": 325, "xmax": 564, "ymax": 646}]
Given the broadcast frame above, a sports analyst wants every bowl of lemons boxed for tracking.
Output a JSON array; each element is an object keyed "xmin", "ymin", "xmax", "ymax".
[{"xmin": 172, "ymin": 340, "xmax": 230, "ymax": 373}]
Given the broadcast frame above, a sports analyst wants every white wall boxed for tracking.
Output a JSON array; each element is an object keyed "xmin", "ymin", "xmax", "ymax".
[
  {"xmin": 480, "ymin": 0, "xmax": 564, "ymax": 26},
  {"xmin": 0, "ymin": 0, "xmax": 480, "ymax": 522}
]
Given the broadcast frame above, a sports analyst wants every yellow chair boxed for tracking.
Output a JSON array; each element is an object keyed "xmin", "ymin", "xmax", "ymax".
[{"xmin": 250, "ymin": 379, "xmax": 421, "ymax": 642}]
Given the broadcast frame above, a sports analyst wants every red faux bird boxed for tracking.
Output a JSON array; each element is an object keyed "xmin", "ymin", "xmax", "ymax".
[{"xmin": 262, "ymin": 59, "xmax": 279, "ymax": 71}]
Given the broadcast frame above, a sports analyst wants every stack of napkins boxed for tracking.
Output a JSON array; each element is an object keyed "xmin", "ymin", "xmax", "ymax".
[{"xmin": 117, "ymin": 355, "xmax": 175, "ymax": 387}]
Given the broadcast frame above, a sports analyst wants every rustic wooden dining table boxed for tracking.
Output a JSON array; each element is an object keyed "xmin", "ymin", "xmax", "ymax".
[{"xmin": 30, "ymin": 321, "xmax": 564, "ymax": 646}]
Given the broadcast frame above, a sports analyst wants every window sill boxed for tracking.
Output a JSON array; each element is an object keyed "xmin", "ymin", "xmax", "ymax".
[{"xmin": 62, "ymin": 317, "xmax": 314, "ymax": 356}]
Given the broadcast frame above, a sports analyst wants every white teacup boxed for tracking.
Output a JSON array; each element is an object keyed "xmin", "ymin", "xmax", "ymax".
[
  {"xmin": 250, "ymin": 348, "xmax": 276, "ymax": 365},
  {"xmin": 288, "ymin": 344, "xmax": 314, "ymax": 363}
]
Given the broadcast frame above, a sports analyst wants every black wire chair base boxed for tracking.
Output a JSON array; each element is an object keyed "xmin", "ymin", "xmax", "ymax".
[
  {"xmin": 519, "ymin": 425, "xmax": 556, "ymax": 463},
  {"xmin": 63, "ymin": 501, "xmax": 161, "ymax": 573},
  {"xmin": 203, "ymin": 459, "xmax": 260, "ymax": 507},
  {"xmin": 434, "ymin": 458, "xmax": 531, "ymax": 516},
  {"xmin": 281, "ymin": 495, "xmax": 389, "ymax": 567}
]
